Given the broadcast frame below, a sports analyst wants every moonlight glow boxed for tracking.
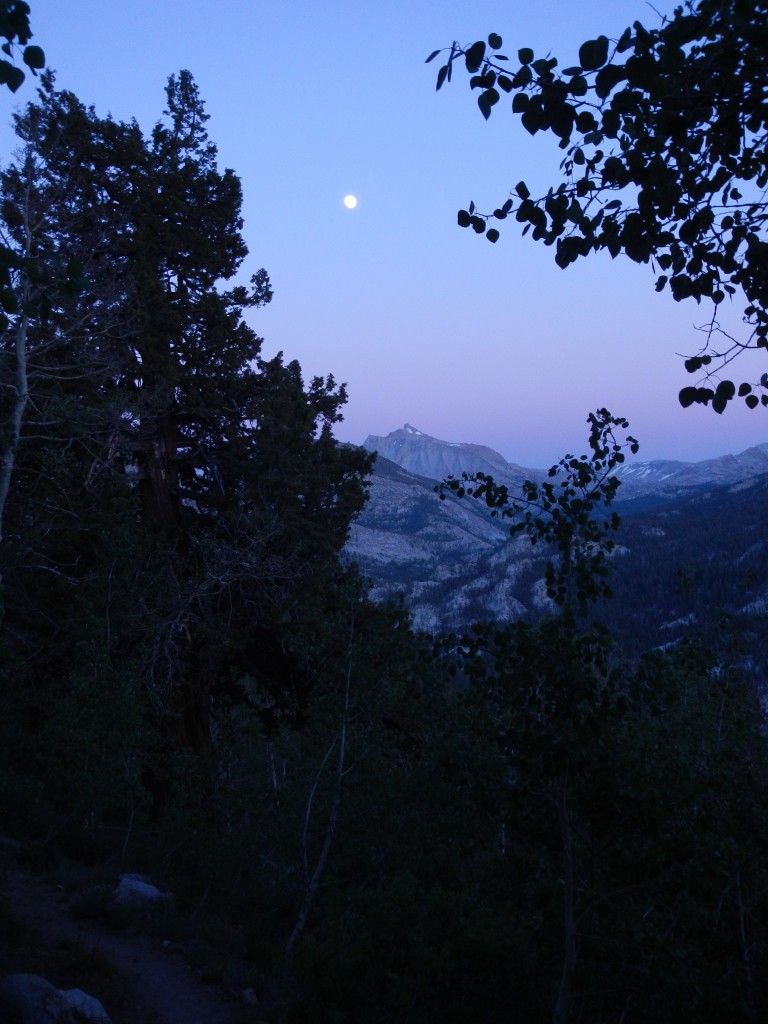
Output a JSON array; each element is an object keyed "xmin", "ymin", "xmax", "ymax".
[{"xmin": 343, "ymin": 194, "xmax": 357, "ymax": 209}]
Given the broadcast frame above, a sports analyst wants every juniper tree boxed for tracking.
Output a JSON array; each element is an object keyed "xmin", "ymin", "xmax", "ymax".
[{"xmin": 0, "ymin": 71, "xmax": 373, "ymax": 823}]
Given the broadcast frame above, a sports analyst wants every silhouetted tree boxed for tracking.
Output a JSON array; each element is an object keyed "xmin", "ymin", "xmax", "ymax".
[{"xmin": 428, "ymin": 0, "xmax": 768, "ymax": 411}]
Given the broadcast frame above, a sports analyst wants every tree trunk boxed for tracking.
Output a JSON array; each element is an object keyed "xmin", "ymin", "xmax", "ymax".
[
  {"xmin": 285, "ymin": 604, "xmax": 355, "ymax": 959},
  {"xmin": 0, "ymin": 310, "xmax": 29, "ymax": 559},
  {"xmin": 138, "ymin": 405, "xmax": 181, "ymax": 538},
  {"xmin": 553, "ymin": 758, "xmax": 577, "ymax": 1024}
]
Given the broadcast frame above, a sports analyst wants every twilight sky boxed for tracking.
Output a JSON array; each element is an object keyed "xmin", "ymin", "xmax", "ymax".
[{"xmin": 5, "ymin": 0, "xmax": 766, "ymax": 467}]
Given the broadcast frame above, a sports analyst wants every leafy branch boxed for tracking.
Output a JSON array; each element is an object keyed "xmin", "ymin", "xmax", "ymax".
[
  {"xmin": 439, "ymin": 409, "xmax": 638, "ymax": 615},
  {"xmin": 427, "ymin": 1, "xmax": 768, "ymax": 411}
]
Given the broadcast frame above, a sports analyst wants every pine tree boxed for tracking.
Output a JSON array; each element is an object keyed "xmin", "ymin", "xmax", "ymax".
[{"xmin": 0, "ymin": 71, "xmax": 373, "ymax": 826}]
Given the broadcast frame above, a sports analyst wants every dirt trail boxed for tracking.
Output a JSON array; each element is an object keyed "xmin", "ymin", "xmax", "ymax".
[{"xmin": 0, "ymin": 854, "xmax": 255, "ymax": 1024}]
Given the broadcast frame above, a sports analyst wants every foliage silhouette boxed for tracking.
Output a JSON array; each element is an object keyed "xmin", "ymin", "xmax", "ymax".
[
  {"xmin": 0, "ymin": 71, "xmax": 373, "ymax": 831},
  {"xmin": 440, "ymin": 408, "xmax": 638, "ymax": 615},
  {"xmin": 428, "ymin": 0, "xmax": 768, "ymax": 412}
]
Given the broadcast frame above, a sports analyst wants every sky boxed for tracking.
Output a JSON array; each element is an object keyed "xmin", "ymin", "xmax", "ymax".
[{"xmin": 4, "ymin": 0, "xmax": 766, "ymax": 467}]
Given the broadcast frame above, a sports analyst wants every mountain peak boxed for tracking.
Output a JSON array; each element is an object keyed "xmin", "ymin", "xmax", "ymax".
[{"xmin": 362, "ymin": 424, "xmax": 538, "ymax": 485}]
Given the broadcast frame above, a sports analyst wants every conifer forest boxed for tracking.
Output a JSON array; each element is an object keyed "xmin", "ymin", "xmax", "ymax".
[{"xmin": 1, "ymin": 3, "xmax": 768, "ymax": 1021}]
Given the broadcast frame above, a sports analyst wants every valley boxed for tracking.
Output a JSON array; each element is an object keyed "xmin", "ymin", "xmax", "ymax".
[{"xmin": 348, "ymin": 426, "xmax": 768, "ymax": 673}]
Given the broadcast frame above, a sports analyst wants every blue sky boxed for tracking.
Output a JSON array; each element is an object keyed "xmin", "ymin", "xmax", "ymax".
[{"xmin": 6, "ymin": 0, "xmax": 766, "ymax": 467}]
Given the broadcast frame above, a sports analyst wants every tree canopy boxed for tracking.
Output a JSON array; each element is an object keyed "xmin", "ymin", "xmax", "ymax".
[
  {"xmin": 428, "ymin": 0, "xmax": 768, "ymax": 413},
  {"xmin": 0, "ymin": 70, "xmax": 373, "ymax": 783}
]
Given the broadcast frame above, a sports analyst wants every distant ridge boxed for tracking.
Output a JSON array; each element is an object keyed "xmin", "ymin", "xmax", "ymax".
[
  {"xmin": 347, "ymin": 428, "xmax": 768, "ymax": 635},
  {"xmin": 362, "ymin": 424, "xmax": 541, "ymax": 489},
  {"xmin": 362, "ymin": 424, "xmax": 768, "ymax": 499},
  {"xmin": 614, "ymin": 442, "xmax": 768, "ymax": 497}
]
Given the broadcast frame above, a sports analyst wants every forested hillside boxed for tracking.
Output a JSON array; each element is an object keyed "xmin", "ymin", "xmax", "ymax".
[{"xmin": 1, "ymin": 4, "xmax": 768, "ymax": 1023}]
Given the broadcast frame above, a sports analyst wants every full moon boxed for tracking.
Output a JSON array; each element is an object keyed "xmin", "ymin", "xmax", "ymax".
[{"xmin": 343, "ymin": 194, "xmax": 357, "ymax": 209}]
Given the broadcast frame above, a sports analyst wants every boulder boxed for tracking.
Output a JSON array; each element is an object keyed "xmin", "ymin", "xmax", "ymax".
[
  {"xmin": 0, "ymin": 974, "xmax": 111, "ymax": 1023},
  {"xmin": 109, "ymin": 873, "xmax": 174, "ymax": 924},
  {"xmin": 61, "ymin": 988, "xmax": 112, "ymax": 1023},
  {"xmin": 0, "ymin": 974, "xmax": 68, "ymax": 1023}
]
